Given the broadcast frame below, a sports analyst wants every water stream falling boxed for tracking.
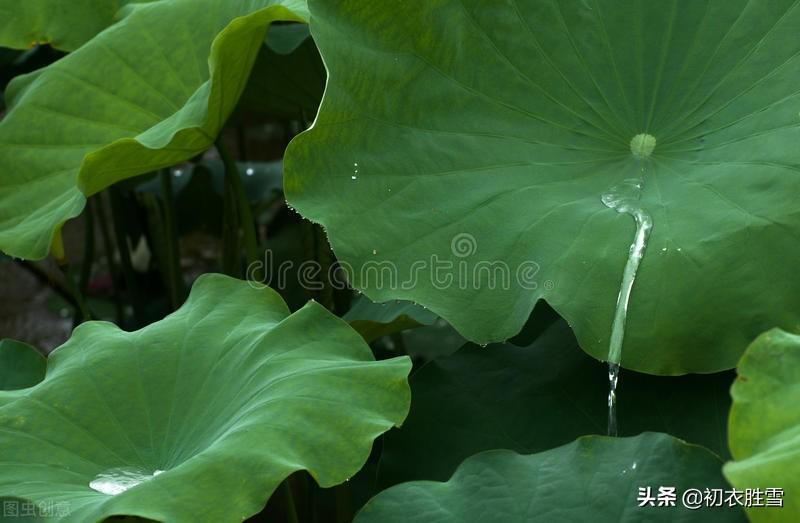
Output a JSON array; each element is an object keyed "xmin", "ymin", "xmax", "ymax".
[
  {"xmin": 89, "ymin": 467, "xmax": 163, "ymax": 495},
  {"xmin": 601, "ymin": 138, "xmax": 655, "ymax": 436}
]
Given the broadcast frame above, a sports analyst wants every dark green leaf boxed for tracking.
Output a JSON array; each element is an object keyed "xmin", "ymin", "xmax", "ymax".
[
  {"xmin": 0, "ymin": 339, "xmax": 45, "ymax": 391},
  {"xmin": 380, "ymin": 320, "xmax": 733, "ymax": 487},
  {"xmin": 345, "ymin": 296, "xmax": 437, "ymax": 343},
  {"xmin": 361, "ymin": 433, "xmax": 743, "ymax": 522}
]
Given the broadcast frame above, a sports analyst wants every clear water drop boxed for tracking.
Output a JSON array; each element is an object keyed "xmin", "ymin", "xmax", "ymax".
[
  {"xmin": 173, "ymin": 169, "xmax": 183, "ymax": 178},
  {"xmin": 89, "ymin": 467, "xmax": 163, "ymax": 496},
  {"xmin": 351, "ymin": 175, "xmax": 357, "ymax": 180},
  {"xmin": 245, "ymin": 167, "xmax": 255, "ymax": 176}
]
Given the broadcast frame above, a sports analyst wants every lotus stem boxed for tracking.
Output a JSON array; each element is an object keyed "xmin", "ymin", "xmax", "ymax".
[
  {"xmin": 159, "ymin": 169, "xmax": 183, "ymax": 309},
  {"xmin": 216, "ymin": 137, "xmax": 261, "ymax": 280}
]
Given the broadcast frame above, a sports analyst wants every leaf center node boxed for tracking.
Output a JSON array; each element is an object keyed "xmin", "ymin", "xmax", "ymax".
[{"xmin": 630, "ymin": 134, "xmax": 656, "ymax": 158}]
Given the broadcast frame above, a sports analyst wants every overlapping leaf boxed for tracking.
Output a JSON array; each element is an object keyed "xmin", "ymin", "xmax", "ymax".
[
  {"xmin": 0, "ymin": 0, "xmax": 307, "ymax": 260},
  {"xmin": 345, "ymin": 296, "xmax": 437, "ymax": 343},
  {"xmin": 724, "ymin": 329, "xmax": 800, "ymax": 522},
  {"xmin": 285, "ymin": 0, "xmax": 800, "ymax": 374},
  {"xmin": 379, "ymin": 319, "xmax": 733, "ymax": 487},
  {"xmin": 0, "ymin": 274, "xmax": 412, "ymax": 522},
  {"xmin": 0, "ymin": 339, "xmax": 45, "ymax": 391},
  {"xmin": 360, "ymin": 433, "xmax": 743, "ymax": 522}
]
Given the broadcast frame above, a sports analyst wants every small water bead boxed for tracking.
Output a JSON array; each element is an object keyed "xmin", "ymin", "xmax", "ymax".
[
  {"xmin": 351, "ymin": 175, "xmax": 357, "ymax": 180},
  {"xmin": 89, "ymin": 467, "xmax": 163, "ymax": 496},
  {"xmin": 173, "ymin": 169, "xmax": 183, "ymax": 178},
  {"xmin": 245, "ymin": 167, "xmax": 255, "ymax": 176}
]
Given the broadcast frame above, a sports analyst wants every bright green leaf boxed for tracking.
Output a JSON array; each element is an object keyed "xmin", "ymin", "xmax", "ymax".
[
  {"xmin": 0, "ymin": 0, "xmax": 308, "ymax": 260},
  {"xmin": 360, "ymin": 433, "xmax": 744, "ymax": 522},
  {"xmin": 724, "ymin": 329, "xmax": 800, "ymax": 522},
  {"xmin": 285, "ymin": 0, "xmax": 800, "ymax": 374},
  {"xmin": 0, "ymin": 273, "xmax": 411, "ymax": 522},
  {"xmin": 380, "ymin": 320, "xmax": 733, "ymax": 487},
  {"xmin": 0, "ymin": 339, "xmax": 45, "ymax": 391}
]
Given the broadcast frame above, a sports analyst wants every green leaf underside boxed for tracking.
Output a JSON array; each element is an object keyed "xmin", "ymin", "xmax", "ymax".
[
  {"xmin": 0, "ymin": 339, "xmax": 45, "ymax": 391},
  {"xmin": 344, "ymin": 296, "xmax": 437, "ymax": 343},
  {"xmin": 285, "ymin": 0, "xmax": 800, "ymax": 374},
  {"xmin": 379, "ymin": 319, "xmax": 734, "ymax": 487},
  {"xmin": 723, "ymin": 329, "xmax": 800, "ymax": 522},
  {"xmin": 0, "ymin": 1, "xmax": 149, "ymax": 51},
  {"xmin": 0, "ymin": 274, "xmax": 411, "ymax": 522},
  {"xmin": 359, "ymin": 433, "xmax": 743, "ymax": 522},
  {"xmin": 0, "ymin": 0, "xmax": 308, "ymax": 260}
]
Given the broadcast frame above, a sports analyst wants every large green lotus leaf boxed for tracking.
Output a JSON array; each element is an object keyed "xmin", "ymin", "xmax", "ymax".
[
  {"xmin": 0, "ymin": 339, "xmax": 45, "ymax": 391},
  {"xmin": 359, "ymin": 433, "xmax": 744, "ymax": 522},
  {"xmin": 0, "ymin": 1, "xmax": 155, "ymax": 51},
  {"xmin": 285, "ymin": 0, "xmax": 800, "ymax": 374},
  {"xmin": 723, "ymin": 329, "xmax": 800, "ymax": 522},
  {"xmin": 0, "ymin": 274, "xmax": 412, "ymax": 522},
  {"xmin": 0, "ymin": 0, "xmax": 308, "ymax": 260},
  {"xmin": 380, "ymin": 319, "xmax": 733, "ymax": 487}
]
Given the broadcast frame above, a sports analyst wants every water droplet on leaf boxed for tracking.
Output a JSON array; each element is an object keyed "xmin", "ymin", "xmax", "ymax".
[{"xmin": 89, "ymin": 468, "xmax": 163, "ymax": 496}]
